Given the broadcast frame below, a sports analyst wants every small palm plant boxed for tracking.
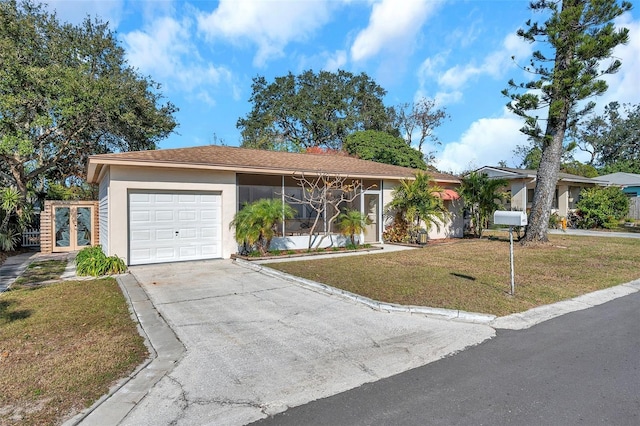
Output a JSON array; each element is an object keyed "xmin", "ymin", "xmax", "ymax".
[
  {"xmin": 230, "ymin": 198, "xmax": 296, "ymax": 255},
  {"xmin": 338, "ymin": 209, "xmax": 372, "ymax": 246},
  {"xmin": 385, "ymin": 172, "xmax": 449, "ymax": 241}
]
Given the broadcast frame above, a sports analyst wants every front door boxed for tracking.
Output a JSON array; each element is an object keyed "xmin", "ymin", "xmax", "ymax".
[
  {"xmin": 363, "ymin": 194, "xmax": 379, "ymax": 243},
  {"xmin": 53, "ymin": 206, "xmax": 94, "ymax": 252}
]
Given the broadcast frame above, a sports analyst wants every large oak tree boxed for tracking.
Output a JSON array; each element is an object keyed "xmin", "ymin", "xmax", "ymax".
[
  {"xmin": 503, "ymin": 0, "xmax": 631, "ymax": 243},
  {"xmin": 0, "ymin": 0, "xmax": 177, "ymax": 204},
  {"xmin": 237, "ymin": 69, "xmax": 391, "ymax": 151}
]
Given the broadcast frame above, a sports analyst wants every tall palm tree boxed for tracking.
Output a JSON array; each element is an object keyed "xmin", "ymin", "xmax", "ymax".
[
  {"xmin": 338, "ymin": 209, "xmax": 372, "ymax": 245},
  {"xmin": 386, "ymin": 172, "xmax": 449, "ymax": 240},
  {"xmin": 457, "ymin": 171, "xmax": 508, "ymax": 238}
]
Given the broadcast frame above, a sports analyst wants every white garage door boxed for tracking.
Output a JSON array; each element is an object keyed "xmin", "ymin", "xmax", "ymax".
[{"xmin": 129, "ymin": 191, "xmax": 222, "ymax": 265}]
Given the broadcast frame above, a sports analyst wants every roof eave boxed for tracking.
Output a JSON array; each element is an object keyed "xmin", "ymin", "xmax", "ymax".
[{"xmin": 86, "ymin": 158, "xmax": 434, "ymax": 182}]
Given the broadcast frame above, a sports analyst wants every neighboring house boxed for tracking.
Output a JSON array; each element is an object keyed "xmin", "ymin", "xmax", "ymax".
[
  {"xmin": 87, "ymin": 145, "xmax": 463, "ymax": 265},
  {"xmin": 592, "ymin": 172, "xmax": 640, "ymax": 196},
  {"xmin": 592, "ymin": 172, "xmax": 640, "ymax": 219},
  {"xmin": 475, "ymin": 166, "xmax": 600, "ymax": 218}
]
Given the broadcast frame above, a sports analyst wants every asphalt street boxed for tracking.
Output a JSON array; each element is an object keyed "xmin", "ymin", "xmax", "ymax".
[{"xmin": 253, "ymin": 291, "xmax": 640, "ymax": 426}]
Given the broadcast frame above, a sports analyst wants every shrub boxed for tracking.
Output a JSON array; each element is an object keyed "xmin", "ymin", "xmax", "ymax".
[
  {"xmin": 382, "ymin": 219, "xmax": 410, "ymax": 243},
  {"xmin": 76, "ymin": 246, "xmax": 127, "ymax": 276},
  {"xmin": 575, "ymin": 186, "xmax": 629, "ymax": 229},
  {"xmin": 548, "ymin": 212, "xmax": 562, "ymax": 229},
  {"xmin": 230, "ymin": 199, "xmax": 296, "ymax": 255}
]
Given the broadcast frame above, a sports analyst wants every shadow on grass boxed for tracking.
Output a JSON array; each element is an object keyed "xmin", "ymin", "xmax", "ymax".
[
  {"xmin": 0, "ymin": 299, "xmax": 32, "ymax": 323},
  {"xmin": 451, "ymin": 272, "xmax": 476, "ymax": 281}
]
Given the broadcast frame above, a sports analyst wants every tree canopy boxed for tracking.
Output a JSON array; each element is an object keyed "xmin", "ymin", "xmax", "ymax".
[
  {"xmin": 344, "ymin": 130, "xmax": 427, "ymax": 170},
  {"xmin": 389, "ymin": 97, "xmax": 448, "ymax": 164},
  {"xmin": 502, "ymin": 0, "xmax": 631, "ymax": 243},
  {"xmin": 0, "ymin": 0, "xmax": 178, "ymax": 203},
  {"xmin": 237, "ymin": 69, "xmax": 392, "ymax": 151},
  {"xmin": 576, "ymin": 102, "xmax": 640, "ymax": 174}
]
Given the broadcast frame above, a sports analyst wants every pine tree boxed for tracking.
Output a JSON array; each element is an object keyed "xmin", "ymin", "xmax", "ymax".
[{"xmin": 502, "ymin": 0, "xmax": 631, "ymax": 243}]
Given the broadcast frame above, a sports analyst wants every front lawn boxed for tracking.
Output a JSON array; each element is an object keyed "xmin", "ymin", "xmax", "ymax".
[
  {"xmin": 268, "ymin": 234, "xmax": 640, "ymax": 317},
  {"xmin": 0, "ymin": 279, "xmax": 147, "ymax": 425}
]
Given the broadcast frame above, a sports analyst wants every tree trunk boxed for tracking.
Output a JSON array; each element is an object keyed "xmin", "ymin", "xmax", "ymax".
[
  {"xmin": 522, "ymin": 132, "xmax": 564, "ymax": 243},
  {"xmin": 8, "ymin": 158, "xmax": 28, "ymax": 216}
]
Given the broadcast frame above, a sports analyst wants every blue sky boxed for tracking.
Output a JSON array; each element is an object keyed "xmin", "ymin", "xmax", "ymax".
[{"xmin": 46, "ymin": 0, "xmax": 639, "ymax": 173}]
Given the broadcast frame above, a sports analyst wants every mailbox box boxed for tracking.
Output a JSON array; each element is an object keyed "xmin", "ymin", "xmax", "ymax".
[{"xmin": 494, "ymin": 211, "xmax": 528, "ymax": 227}]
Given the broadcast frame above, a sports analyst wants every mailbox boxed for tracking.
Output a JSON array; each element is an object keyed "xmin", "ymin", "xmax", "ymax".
[{"xmin": 493, "ymin": 211, "xmax": 527, "ymax": 227}]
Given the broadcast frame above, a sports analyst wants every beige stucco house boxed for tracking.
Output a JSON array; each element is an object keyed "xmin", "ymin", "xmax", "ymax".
[
  {"xmin": 476, "ymin": 166, "xmax": 600, "ymax": 217},
  {"xmin": 87, "ymin": 145, "xmax": 462, "ymax": 265}
]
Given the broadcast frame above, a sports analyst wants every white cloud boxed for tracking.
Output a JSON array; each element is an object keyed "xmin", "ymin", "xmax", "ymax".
[
  {"xmin": 324, "ymin": 50, "xmax": 348, "ymax": 72},
  {"xmin": 46, "ymin": 0, "xmax": 124, "ymax": 26},
  {"xmin": 350, "ymin": 0, "xmax": 440, "ymax": 62},
  {"xmin": 437, "ymin": 32, "xmax": 533, "ymax": 90},
  {"xmin": 197, "ymin": 0, "xmax": 335, "ymax": 66},
  {"xmin": 123, "ymin": 16, "xmax": 233, "ymax": 100},
  {"xmin": 599, "ymin": 15, "xmax": 640, "ymax": 107},
  {"xmin": 435, "ymin": 108, "xmax": 529, "ymax": 174}
]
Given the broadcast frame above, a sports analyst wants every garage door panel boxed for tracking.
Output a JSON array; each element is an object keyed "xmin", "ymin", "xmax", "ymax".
[
  {"xmin": 179, "ymin": 210, "xmax": 197, "ymax": 221},
  {"xmin": 130, "ymin": 193, "xmax": 150, "ymax": 203},
  {"xmin": 156, "ymin": 247, "xmax": 178, "ymax": 259},
  {"xmin": 200, "ymin": 209, "xmax": 217, "ymax": 220},
  {"xmin": 130, "ymin": 211, "xmax": 150, "ymax": 222},
  {"xmin": 155, "ymin": 229, "xmax": 175, "ymax": 240},
  {"xmin": 178, "ymin": 228, "xmax": 197, "ymax": 239},
  {"xmin": 131, "ymin": 230, "xmax": 151, "ymax": 242},
  {"xmin": 155, "ymin": 210, "xmax": 174, "ymax": 221},
  {"xmin": 130, "ymin": 248, "xmax": 152, "ymax": 262},
  {"xmin": 178, "ymin": 194, "xmax": 197, "ymax": 203},
  {"xmin": 154, "ymin": 194, "xmax": 174, "ymax": 203},
  {"xmin": 200, "ymin": 227, "xmax": 218, "ymax": 238},
  {"xmin": 129, "ymin": 191, "xmax": 222, "ymax": 265},
  {"xmin": 200, "ymin": 194, "xmax": 220, "ymax": 203}
]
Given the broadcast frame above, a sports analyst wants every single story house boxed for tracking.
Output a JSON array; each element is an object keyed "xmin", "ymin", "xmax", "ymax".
[
  {"xmin": 475, "ymin": 166, "xmax": 600, "ymax": 217},
  {"xmin": 87, "ymin": 145, "xmax": 463, "ymax": 265},
  {"xmin": 592, "ymin": 172, "xmax": 640, "ymax": 197}
]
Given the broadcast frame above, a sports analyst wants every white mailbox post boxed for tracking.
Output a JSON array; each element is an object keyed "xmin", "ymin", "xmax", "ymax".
[{"xmin": 493, "ymin": 211, "xmax": 527, "ymax": 295}]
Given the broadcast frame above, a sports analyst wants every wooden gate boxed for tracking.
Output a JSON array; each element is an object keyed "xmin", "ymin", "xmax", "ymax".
[{"xmin": 41, "ymin": 201, "xmax": 99, "ymax": 253}]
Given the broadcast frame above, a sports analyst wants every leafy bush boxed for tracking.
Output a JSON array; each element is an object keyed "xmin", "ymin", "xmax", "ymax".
[
  {"xmin": 575, "ymin": 186, "xmax": 629, "ymax": 229},
  {"xmin": 0, "ymin": 228, "xmax": 21, "ymax": 252},
  {"xmin": 1, "ymin": 187, "xmax": 32, "ymax": 252},
  {"xmin": 548, "ymin": 212, "xmax": 562, "ymax": 229},
  {"xmin": 382, "ymin": 219, "xmax": 410, "ymax": 243},
  {"xmin": 76, "ymin": 246, "xmax": 127, "ymax": 276}
]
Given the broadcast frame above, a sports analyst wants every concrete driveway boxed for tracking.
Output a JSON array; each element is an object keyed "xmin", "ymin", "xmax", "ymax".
[{"xmin": 120, "ymin": 259, "xmax": 495, "ymax": 425}]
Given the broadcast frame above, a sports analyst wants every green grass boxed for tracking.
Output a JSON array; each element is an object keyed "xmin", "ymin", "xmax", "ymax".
[
  {"xmin": 12, "ymin": 260, "xmax": 68, "ymax": 287},
  {"xmin": 0, "ymin": 279, "xmax": 148, "ymax": 425},
  {"xmin": 268, "ymin": 234, "xmax": 640, "ymax": 317}
]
